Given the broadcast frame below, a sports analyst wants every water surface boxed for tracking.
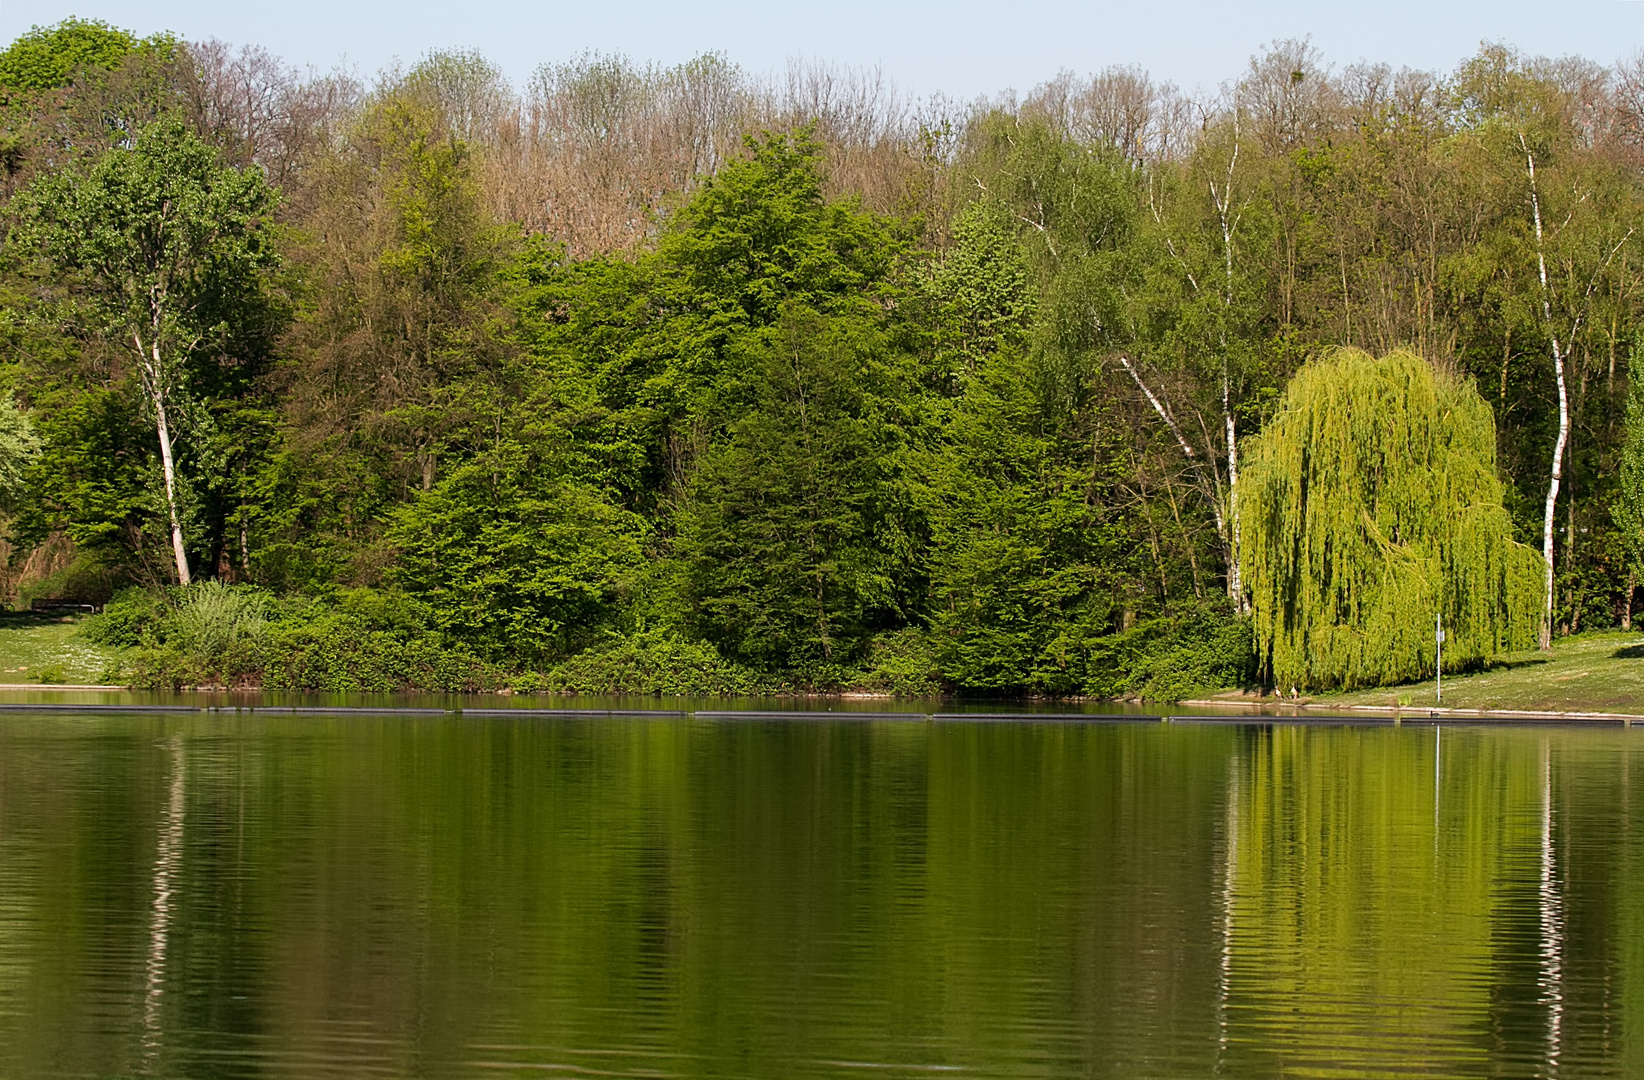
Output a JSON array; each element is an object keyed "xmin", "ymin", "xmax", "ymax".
[{"xmin": 0, "ymin": 713, "xmax": 1638, "ymax": 1078}]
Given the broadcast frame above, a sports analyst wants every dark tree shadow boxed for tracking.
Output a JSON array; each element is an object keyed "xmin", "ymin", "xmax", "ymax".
[
  {"xmin": 1489, "ymin": 655, "xmax": 1552, "ymax": 670},
  {"xmin": 1613, "ymin": 644, "xmax": 1644, "ymax": 660}
]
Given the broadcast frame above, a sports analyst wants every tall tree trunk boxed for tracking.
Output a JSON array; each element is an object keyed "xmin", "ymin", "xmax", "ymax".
[
  {"xmin": 138, "ymin": 333, "xmax": 191, "ymax": 586},
  {"xmin": 152, "ymin": 387, "xmax": 192, "ymax": 587},
  {"xmin": 1223, "ymin": 369, "xmax": 1243, "ymax": 610},
  {"xmin": 1117, "ymin": 355, "xmax": 1232, "ymax": 566},
  {"xmin": 1526, "ymin": 145, "xmax": 1564, "ymax": 650},
  {"xmin": 1211, "ymin": 122, "xmax": 1245, "ymax": 613}
]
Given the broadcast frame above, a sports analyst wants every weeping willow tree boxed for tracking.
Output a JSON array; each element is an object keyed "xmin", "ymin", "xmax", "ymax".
[{"xmin": 1239, "ymin": 348, "xmax": 1542, "ymax": 690}]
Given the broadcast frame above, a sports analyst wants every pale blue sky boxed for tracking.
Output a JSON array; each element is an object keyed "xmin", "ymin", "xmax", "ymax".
[{"xmin": 3, "ymin": 0, "xmax": 1641, "ymax": 99}]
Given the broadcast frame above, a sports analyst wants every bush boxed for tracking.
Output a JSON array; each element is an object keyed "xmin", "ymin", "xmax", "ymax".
[
  {"xmin": 546, "ymin": 629, "xmax": 775, "ymax": 696},
  {"xmin": 81, "ymin": 586, "xmax": 169, "ymax": 647},
  {"xmin": 88, "ymin": 584, "xmax": 510, "ymax": 691},
  {"xmin": 849, "ymin": 628, "xmax": 944, "ymax": 696},
  {"xmin": 169, "ymin": 581, "xmax": 269, "ymax": 658},
  {"xmin": 1048, "ymin": 604, "xmax": 1255, "ymax": 702},
  {"xmin": 86, "ymin": 582, "xmax": 272, "ymax": 687},
  {"xmin": 260, "ymin": 608, "xmax": 506, "ymax": 693},
  {"xmin": 1124, "ymin": 612, "xmax": 1255, "ymax": 701}
]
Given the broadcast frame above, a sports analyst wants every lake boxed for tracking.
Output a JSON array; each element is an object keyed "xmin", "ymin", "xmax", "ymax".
[{"xmin": 0, "ymin": 709, "xmax": 1639, "ymax": 1078}]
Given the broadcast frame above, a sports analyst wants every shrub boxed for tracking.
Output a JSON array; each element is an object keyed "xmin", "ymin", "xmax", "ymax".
[
  {"xmin": 545, "ymin": 629, "xmax": 774, "ymax": 696},
  {"xmin": 168, "ymin": 581, "xmax": 268, "ymax": 659},
  {"xmin": 89, "ymin": 584, "xmax": 509, "ymax": 691},
  {"xmin": 81, "ymin": 586, "xmax": 168, "ymax": 647},
  {"xmin": 1066, "ymin": 604, "xmax": 1255, "ymax": 702},
  {"xmin": 850, "ymin": 628, "xmax": 944, "ymax": 696}
]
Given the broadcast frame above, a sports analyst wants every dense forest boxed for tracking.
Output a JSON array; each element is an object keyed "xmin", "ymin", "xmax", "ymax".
[{"xmin": 0, "ymin": 17, "xmax": 1640, "ymax": 697}]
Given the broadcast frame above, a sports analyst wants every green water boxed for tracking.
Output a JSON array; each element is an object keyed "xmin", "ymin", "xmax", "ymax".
[{"xmin": 0, "ymin": 714, "xmax": 1640, "ymax": 1078}]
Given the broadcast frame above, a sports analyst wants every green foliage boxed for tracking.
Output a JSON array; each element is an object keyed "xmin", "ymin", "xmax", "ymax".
[
  {"xmin": 256, "ymin": 91, "xmax": 516, "ymax": 585},
  {"xmin": 87, "ymin": 585, "xmax": 506, "ymax": 691},
  {"xmin": 0, "ymin": 18, "xmax": 139, "ymax": 91},
  {"xmin": 1240, "ymin": 348, "xmax": 1543, "ymax": 690},
  {"xmin": 11, "ymin": 116, "xmax": 283, "ymax": 578},
  {"xmin": 0, "ymin": 395, "xmax": 40, "ymax": 512},
  {"xmin": 676, "ymin": 309, "xmax": 922, "ymax": 668},
  {"xmin": 657, "ymin": 127, "xmax": 905, "ymax": 331},
  {"xmin": 926, "ymin": 199, "xmax": 1036, "ymax": 376},
  {"xmin": 545, "ymin": 629, "xmax": 772, "ymax": 695},
  {"xmin": 922, "ymin": 339, "xmax": 1138, "ymax": 694},
  {"xmin": 13, "ymin": 116, "xmax": 280, "ymax": 349},
  {"xmin": 851, "ymin": 628, "xmax": 944, "ymax": 696},
  {"xmin": 80, "ymin": 586, "xmax": 168, "ymax": 647},
  {"xmin": 258, "ymin": 607, "xmax": 506, "ymax": 693},
  {"xmin": 1614, "ymin": 335, "xmax": 1644, "ymax": 584},
  {"xmin": 1081, "ymin": 607, "xmax": 1255, "ymax": 701},
  {"xmin": 388, "ymin": 458, "xmax": 646, "ymax": 664},
  {"xmin": 84, "ymin": 582, "xmax": 269, "ymax": 686},
  {"xmin": 167, "ymin": 580, "xmax": 268, "ymax": 659}
]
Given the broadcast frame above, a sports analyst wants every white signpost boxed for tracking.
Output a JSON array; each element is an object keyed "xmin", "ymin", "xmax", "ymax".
[{"xmin": 1436, "ymin": 614, "xmax": 1445, "ymax": 705}]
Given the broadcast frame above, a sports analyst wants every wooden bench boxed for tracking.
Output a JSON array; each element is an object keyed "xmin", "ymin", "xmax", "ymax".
[{"xmin": 28, "ymin": 599, "xmax": 97, "ymax": 614}]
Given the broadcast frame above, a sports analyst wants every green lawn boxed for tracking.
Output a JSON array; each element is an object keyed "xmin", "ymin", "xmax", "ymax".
[
  {"xmin": 0, "ymin": 614, "xmax": 119, "ymax": 685},
  {"xmin": 1316, "ymin": 630, "xmax": 1644, "ymax": 715}
]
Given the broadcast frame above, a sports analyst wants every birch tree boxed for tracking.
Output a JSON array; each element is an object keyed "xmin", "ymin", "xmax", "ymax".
[{"xmin": 14, "ymin": 117, "xmax": 278, "ymax": 585}]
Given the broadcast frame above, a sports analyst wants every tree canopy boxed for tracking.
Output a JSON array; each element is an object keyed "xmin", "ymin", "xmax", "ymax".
[
  {"xmin": 0, "ymin": 18, "xmax": 142, "ymax": 91},
  {"xmin": 2, "ymin": 21, "xmax": 1642, "ymax": 696},
  {"xmin": 1240, "ymin": 349, "xmax": 1542, "ymax": 689}
]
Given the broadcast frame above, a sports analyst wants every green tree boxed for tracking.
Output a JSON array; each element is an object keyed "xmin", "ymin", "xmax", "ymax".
[
  {"xmin": 1239, "ymin": 348, "xmax": 1542, "ymax": 690},
  {"xmin": 263, "ymin": 88, "xmax": 516, "ymax": 587},
  {"xmin": 0, "ymin": 18, "xmax": 137, "ymax": 92},
  {"xmin": 0, "ymin": 396, "xmax": 39, "ymax": 511},
  {"xmin": 1614, "ymin": 335, "xmax": 1644, "ymax": 624},
  {"xmin": 676, "ymin": 309, "xmax": 920, "ymax": 668},
  {"xmin": 521, "ymin": 130, "xmax": 921, "ymax": 669},
  {"xmin": 13, "ymin": 116, "xmax": 281, "ymax": 584},
  {"xmin": 387, "ymin": 435, "xmax": 647, "ymax": 665}
]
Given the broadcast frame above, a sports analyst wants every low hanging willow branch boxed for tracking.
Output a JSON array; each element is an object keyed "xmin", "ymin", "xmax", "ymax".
[{"xmin": 1239, "ymin": 348, "xmax": 1542, "ymax": 690}]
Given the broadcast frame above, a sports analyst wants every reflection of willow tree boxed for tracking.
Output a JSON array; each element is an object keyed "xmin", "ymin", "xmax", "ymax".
[{"xmin": 1218, "ymin": 726, "xmax": 1545, "ymax": 1076}]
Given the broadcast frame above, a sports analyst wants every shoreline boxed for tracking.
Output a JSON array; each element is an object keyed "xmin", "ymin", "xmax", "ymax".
[{"xmin": 0, "ymin": 686, "xmax": 1639, "ymax": 724}]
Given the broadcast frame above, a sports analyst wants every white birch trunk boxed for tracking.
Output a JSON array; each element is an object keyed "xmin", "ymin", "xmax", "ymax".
[
  {"xmin": 1118, "ymin": 354, "xmax": 1234, "ymax": 576},
  {"xmin": 1223, "ymin": 373, "xmax": 1243, "ymax": 610},
  {"xmin": 1212, "ymin": 115, "xmax": 1245, "ymax": 611},
  {"xmin": 137, "ymin": 332, "xmax": 191, "ymax": 586},
  {"xmin": 1527, "ymin": 146, "xmax": 1565, "ymax": 650}
]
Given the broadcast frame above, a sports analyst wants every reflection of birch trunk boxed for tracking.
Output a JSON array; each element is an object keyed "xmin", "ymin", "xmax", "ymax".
[
  {"xmin": 1433, "ymin": 726, "xmax": 1442, "ymax": 851},
  {"xmin": 1539, "ymin": 744, "xmax": 1564, "ymax": 1074},
  {"xmin": 1215, "ymin": 758, "xmax": 1239, "ymax": 1065},
  {"xmin": 141, "ymin": 737, "xmax": 186, "ymax": 1057}
]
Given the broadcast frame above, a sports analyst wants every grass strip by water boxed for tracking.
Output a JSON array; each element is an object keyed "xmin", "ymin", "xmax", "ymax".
[
  {"xmin": 0, "ymin": 613, "xmax": 120, "ymax": 685},
  {"xmin": 1323, "ymin": 630, "xmax": 1644, "ymax": 715}
]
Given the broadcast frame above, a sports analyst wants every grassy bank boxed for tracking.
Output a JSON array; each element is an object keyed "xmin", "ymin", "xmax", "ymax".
[
  {"xmin": 1256, "ymin": 631, "xmax": 1644, "ymax": 715},
  {"xmin": 0, "ymin": 614, "xmax": 119, "ymax": 685}
]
